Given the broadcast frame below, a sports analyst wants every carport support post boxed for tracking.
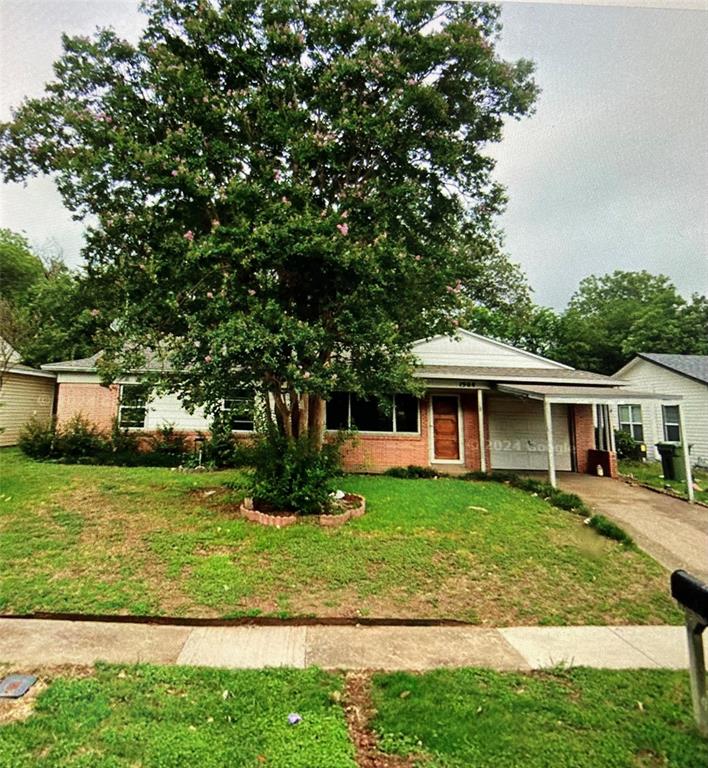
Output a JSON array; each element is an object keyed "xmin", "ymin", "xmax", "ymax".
[
  {"xmin": 477, "ymin": 389, "xmax": 486, "ymax": 473},
  {"xmin": 677, "ymin": 405, "xmax": 694, "ymax": 503},
  {"xmin": 543, "ymin": 398, "xmax": 557, "ymax": 488}
]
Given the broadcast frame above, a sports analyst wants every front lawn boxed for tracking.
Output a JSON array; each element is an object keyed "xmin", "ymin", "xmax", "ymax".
[
  {"xmin": 0, "ymin": 449, "xmax": 679, "ymax": 624},
  {"xmin": 619, "ymin": 459, "xmax": 708, "ymax": 504},
  {"xmin": 371, "ymin": 667, "xmax": 707, "ymax": 767}
]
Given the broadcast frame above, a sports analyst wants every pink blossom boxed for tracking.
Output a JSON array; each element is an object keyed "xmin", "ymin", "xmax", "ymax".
[
  {"xmin": 414, "ymin": 255, "xmax": 421, "ymax": 261},
  {"xmin": 303, "ymin": 371, "xmax": 311, "ymax": 379},
  {"xmin": 204, "ymin": 354, "xmax": 213, "ymax": 363},
  {"xmin": 248, "ymin": 288, "xmax": 256, "ymax": 296},
  {"xmin": 206, "ymin": 291, "xmax": 214, "ymax": 299},
  {"xmin": 171, "ymin": 169, "xmax": 179, "ymax": 176},
  {"xmin": 183, "ymin": 230, "xmax": 194, "ymax": 241},
  {"xmin": 336, "ymin": 222, "xmax": 349, "ymax": 236},
  {"xmin": 281, "ymin": 195, "xmax": 289, "ymax": 204},
  {"xmin": 452, "ymin": 318, "xmax": 459, "ymax": 327},
  {"xmin": 274, "ymin": 169, "xmax": 282, "ymax": 181},
  {"xmin": 341, "ymin": 210, "xmax": 348, "ymax": 219},
  {"xmin": 90, "ymin": 308, "xmax": 101, "ymax": 317}
]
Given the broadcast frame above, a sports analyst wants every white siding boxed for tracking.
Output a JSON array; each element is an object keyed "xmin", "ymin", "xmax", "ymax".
[
  {"xmin": 413, "ymin": 330, "xmax": 568, "ymax": 369},
  {"xmin": 142, "ymin": 392, "xmax": 210, "ymax": 431},
  {"xmin": 610, "ymin": 358, "xmax": 708, "ymax": 466},
  {"xmin": 0, "ymin": 373, "xmax": 56, "ymax": 446}
]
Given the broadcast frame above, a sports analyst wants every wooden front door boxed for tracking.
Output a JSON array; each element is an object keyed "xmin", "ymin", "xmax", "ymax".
[{"xmin": 432, "ymin": 396, "xmax": 460, "ymax": 460}]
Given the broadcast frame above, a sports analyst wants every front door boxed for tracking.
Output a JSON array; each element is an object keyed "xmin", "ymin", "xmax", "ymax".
[{"xmin": 432, "ymin": 396, "xmax": 460, "ymax": 461}]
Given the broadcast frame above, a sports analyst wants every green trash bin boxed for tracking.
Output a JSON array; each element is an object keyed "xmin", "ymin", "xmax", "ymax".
[{"xmin": 656, "ymin": 442, "xmax": 686, "ymax": 482}]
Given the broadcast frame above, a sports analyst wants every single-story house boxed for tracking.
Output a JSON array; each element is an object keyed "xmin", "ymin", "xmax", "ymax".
[
  {"xmin": 0, "ymin": 342, "xmax": 56, "ymax": 447},
  {"xmin": 41, "ymin": 330, "xmax": 681, "ymax": 485},
  {"xmin": 611, "ymin": 354, "xmax": 708, "ymax": 468}
]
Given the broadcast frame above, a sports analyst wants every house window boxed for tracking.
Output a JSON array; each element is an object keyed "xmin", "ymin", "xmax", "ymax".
[
  {"xmin": 618, "ymin": 404, "xmax": 644, "ymax": 441},
  {"xmin": 223, "ymin": 390, "xmax": 254, "ymax": 431},
  {"xmin": 662, "ymin": 405, "xmax": 681, "ymax": 442},
  {"xmin": 325, "ymin": 393, "xmax": 419, "ymax": 433},
  {"xmin": 118, "ymin": 384, "xmax": 149, "ymax": 428}
]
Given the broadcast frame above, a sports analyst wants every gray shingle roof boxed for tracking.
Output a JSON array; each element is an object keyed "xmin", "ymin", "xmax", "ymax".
[
  {"xmin": 41, "ymin": 349, "xmax": 170, "ymax": 373},
  {"xmin": 415, "ymin": 365, "xmax": 619, "ymax": 385},
  {"xmin": 639, "ymin": 354, "xmax": 708, "ymax": 385}
]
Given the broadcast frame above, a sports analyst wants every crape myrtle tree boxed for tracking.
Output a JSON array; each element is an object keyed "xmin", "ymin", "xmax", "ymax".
[{"xmin": 0, "ymin": 0, "xmax": 537, "ymax": 448}]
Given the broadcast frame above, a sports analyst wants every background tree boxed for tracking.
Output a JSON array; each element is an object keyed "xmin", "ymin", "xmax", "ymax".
[
  {"xmin": 0, "ymin": 227, "xmax": 105, "ymax": 368},
  {"xmin": 0, "ymin": 0, "xmax": 537, "ymax": 446},
  {"xmin": 552, "ymin": 270, "xmax": 708, "ymax": 374}
]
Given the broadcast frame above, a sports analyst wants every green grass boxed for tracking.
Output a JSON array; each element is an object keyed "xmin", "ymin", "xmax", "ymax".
[
  {"xmin": 0, "ymin": 448, "xmax": 680, "ymax": 624},
  {"xmin": 372, "ymin": 667, "xmax": 708, "ymax": 767},
  {"xmin": 0, "ymin": 664, "xmax": 355, "ymax": 767},
  {"xmin": 619, "ymin": 459, "xmax": 708, "ymax": 504}
]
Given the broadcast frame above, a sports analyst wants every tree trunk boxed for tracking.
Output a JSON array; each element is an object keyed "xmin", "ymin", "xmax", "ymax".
[
  {"xmin": 297, "ymin": 392, "xmax": 309, "ymax": 439},
  {"xmin": 309, "ymin": 395, "xmax": 326, "ymax": 449}
]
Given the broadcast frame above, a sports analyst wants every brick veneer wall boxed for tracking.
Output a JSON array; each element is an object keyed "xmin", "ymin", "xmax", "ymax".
[
  {"xmin": 571, "ymin": 403, "xmax": 618, "ymax": 478},
  {"xmin": 56, "ymin": 383, "xmax": 120, "ymax": 431},
  {"xmin": 339, "ymin": 396, "xmax": 432, "ymax": 472}
]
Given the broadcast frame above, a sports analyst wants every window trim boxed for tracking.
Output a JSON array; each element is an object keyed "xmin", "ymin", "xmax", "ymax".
[
  {"xmin": 118, "ymin": 383, "xmax": 149, "ymax": 430},
  {"xmin": 617, "ymin": 403, "xmax": 644, "ymax": 442},
  {"xmin": 662, "ymin": 404, "xmax": 681, "ymax": 443},
  {"xmin": 325, "ymin": 392, "xmax": 420, "ymax": 435},
  {"xmin": 221, "ymin": 390, "xmax": 256, "ymax": 433}
]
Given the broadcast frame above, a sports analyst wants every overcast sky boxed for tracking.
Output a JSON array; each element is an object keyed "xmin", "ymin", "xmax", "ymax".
[{"xmin": 1, "ymin": 1, "xmax": 706, "ymax": 309}]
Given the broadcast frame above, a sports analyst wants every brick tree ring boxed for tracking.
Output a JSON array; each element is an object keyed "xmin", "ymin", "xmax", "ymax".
[{"xmin": 239, "ymin": 494, "xmax": 366, "ymax": 528}]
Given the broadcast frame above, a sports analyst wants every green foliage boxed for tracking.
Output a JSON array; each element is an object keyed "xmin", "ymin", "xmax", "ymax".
[
  {"xmin": 0, "ymin": 227, "xmax": 44, "ymax": 303},
  {"xmin": 145, "ymin": 423, "xmax": 187, "ymax": 466},
  {"xmin": 384, "ymin": 465, "xmax": 440, "ymax": 479},
  {"xmin": 17, "ymin": 415, "xmax": 57, "ymax": 459},
  {"xmin": 200, "ymin": 414, "xmax": 238, "ymax": 468},
  {"xmin": 552, "ymin": 271, "xmax": 708, "ymax": 374},
  {"xmin": 0, "ymin": 0, "xmax": 538, "ymax": 445},
  {"xmin": 372, "ymin": 668, "xmax": 707, "ymax": 767},
  {"xmin": 588, "ymin": 514, "xmax": 635, "ymax": 547},
  {"xmin": 54, "ymin": 414, "xmax": 109, "ymax": 463},
  {"xmin": 615, "ymin": 429, "xmax": 640, "ymax": 460},
  {"xmin": 246, "ymin": 431, "xmax": 346, "ymax": 515}
]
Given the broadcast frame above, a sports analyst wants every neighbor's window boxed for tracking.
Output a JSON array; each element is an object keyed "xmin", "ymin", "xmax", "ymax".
[
  {"xmin": 223, "ymin": 390, "xmax": 255, "ymax": 431},
  {"xmin": 118, "ymin": 384, "xmax": 150, "ymax": 428},
  {"xmin": 662, "ymin": 405, "xmax": 681, "ymax": 442},
  {"xmin": 325, "ymin": 393, "xmax": 419, "ymax": 433},
  {"xmin": 618, "ymin": 404, "xmax": 644, "ymax": 441}
]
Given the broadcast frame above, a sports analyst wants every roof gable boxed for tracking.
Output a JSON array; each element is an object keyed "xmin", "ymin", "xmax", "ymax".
[
  {"xmin": 412, "ymin": 329, "xmax": 571, "ymax": 370},
  {"xmin": 614, "ymin": 354, "xmax": 708, "ymax": 386}
]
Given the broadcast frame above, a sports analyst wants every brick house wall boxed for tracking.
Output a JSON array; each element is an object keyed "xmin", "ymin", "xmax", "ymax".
[
  {"xmin": 55, "ymin": 382, "xmax": 119, "ymax": 431},
  {"xmin": 572, "ymin": 403, "xmax": 617, "ymax": 478}
]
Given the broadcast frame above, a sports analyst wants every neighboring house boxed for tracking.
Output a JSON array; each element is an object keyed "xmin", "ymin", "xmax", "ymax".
[
  {"xmin": 611, "ymin": 354, "xmax": 708, "ymax": 467},
  {"xmin": 41, "ymin": 330, "xmax": 675, "ymax": 480},
  {"xmin": 0, "ymin": 341, "xmax": 56, "ymax": 447}
]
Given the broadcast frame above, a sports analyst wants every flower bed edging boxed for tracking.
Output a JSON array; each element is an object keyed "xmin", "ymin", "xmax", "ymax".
[{"xmin": 239, "ymin": 494, "xmax": 366, "ymax": 528}]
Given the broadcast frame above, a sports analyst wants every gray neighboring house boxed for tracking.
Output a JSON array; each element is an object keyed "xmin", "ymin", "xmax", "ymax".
[{"xmin": 611, "ymin": 354, "xmax": 708, "ymax": 467}]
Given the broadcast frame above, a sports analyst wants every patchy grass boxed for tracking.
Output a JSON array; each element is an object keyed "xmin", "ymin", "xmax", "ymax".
[
  {"xmin": 372, "ymin": 668, "xmax": 707, "ymax": 767},
  {"xmin": 0, "ymin": 449, "xmax": 679, "ymax": 624},
  {"xmin": 620, "ymin": 459, "xmax": 708, "ymax": 504},
  {"xmin": 0, "ymin": 663, "xmax": 355, "ymax": 767}
]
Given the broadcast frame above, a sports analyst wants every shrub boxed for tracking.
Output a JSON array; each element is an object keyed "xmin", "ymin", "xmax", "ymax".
[
  {"xmin": 384, "ymin": 465, "xmax": 440, "ymax": 479},
  {"xmin": 144, "ymin": 423, "xmax": 187, "ymax": 466},
  {"xmin": 18, "ymin": 416, "xmax": 57, "ymax": 459},
  {"xmin": 54, "ymin": 414, "xmax": 109, "ymax": 462},
  {"xmin": 588, "ymin": 514, "xmax": 635, "ymax": 547},
  {"xmin": 201, "ymin": 415, "xmax": 237, "ymax": 468},
  {"xmin": 107, "ymin": 419, "xmax": 141, "ymax": 465},
  {"xmin": 246, "ymin": 431, "xmax": 346, "ymax": 515},
  {"xmin": 615, "ymin": 430, "xmax": 640, "ymax": 460}
]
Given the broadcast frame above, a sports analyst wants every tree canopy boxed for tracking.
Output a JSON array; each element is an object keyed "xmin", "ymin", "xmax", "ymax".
[
  {"xmin": 0, "ymin": 0, "xmax": 537, "ymax": 440},
  {"xmin": 552, "ymin": 270, "xmax": 708, "ymax": 374},
  {"xmin": 0, "ymin": 228, "xmax": 44, "ymax": 305}
]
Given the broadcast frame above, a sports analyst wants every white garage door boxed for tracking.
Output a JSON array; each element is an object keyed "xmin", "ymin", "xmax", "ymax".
[{"xmin": 487, "ymin": 396, "xmax": 572, "ymax": 471}]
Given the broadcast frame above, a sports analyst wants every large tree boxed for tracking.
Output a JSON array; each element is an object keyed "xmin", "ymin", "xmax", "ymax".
[
  {"xmin": 0, "ymin": 0, "xmax": 537, "ymax": 442},
  {"xmin": 552, "ymin": 270, "xmax": 708, "ymax": 374}
]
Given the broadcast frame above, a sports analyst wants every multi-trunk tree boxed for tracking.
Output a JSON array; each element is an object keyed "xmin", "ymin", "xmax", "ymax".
[{"xmin": 0, "ymin": 0, "xmax": 537, "ymax": 445}]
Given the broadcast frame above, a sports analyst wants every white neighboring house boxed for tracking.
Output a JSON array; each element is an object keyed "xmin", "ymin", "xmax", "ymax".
[{"xmin": 611, "ymin": 354, "xmax": 708, "ymax": 468}]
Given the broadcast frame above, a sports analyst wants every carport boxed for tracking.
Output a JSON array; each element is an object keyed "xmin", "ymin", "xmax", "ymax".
[{"xmin": 496, "ymin": 384, "xmax": 695, "ymax": 502}]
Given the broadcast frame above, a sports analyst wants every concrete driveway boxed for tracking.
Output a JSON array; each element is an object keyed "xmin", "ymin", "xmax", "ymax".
[{"xmin": 557, "ymin": 473, "xmax": 708, "ymax": 582}]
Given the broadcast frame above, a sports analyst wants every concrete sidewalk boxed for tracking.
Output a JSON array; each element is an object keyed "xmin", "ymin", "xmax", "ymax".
[{"xmin": 0, "ymin": 619, "xmax": 690, "ymax": 672}]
